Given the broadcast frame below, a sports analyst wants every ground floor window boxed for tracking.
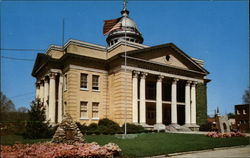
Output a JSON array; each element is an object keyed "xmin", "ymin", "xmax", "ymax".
[
  {"xmin": 80, "ymin": 101, "xmax": 88, "ymax": 118},
  {"xmin": 92, "ymin": 102, "xmax": 99, "ymax": 118}
]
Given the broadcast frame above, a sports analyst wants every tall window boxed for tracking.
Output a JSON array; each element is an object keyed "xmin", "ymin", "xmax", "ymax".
[
  {"xmin": 80, "ymin": 101, "xmax": 88, "ymax": 118},
  {"xmin": 64, "ymin": 74, "xmax": 67, "ymax": 91},
  {"xmin": 92, "ymin": 75, "xmax": 99, "ymax": 91},
  {"xmin": 80, "ymin": 73, "xmax": 88, "ymax": 89},
  {"xmin": 237, "ymin": 110, "xmax": 240, "ymax": 115},
  {"xmin": 243, "ymin": 109, "xmax": 246, "ymax": 115},
  {"xmin": 92, "ymin": 102, "xmax": 99, "ymax": 118}
]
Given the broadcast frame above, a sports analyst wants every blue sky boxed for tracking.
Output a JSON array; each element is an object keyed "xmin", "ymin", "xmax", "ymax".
[{"xmin": 1, "ymin": 0, "xmax": 249, "ymax": 116}]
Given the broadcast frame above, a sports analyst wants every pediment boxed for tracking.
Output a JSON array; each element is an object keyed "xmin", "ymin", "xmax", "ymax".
[
  {"xmin": 127, "ymin": 43, "xmax": 208, "ymax": 74},
  {"xmin": 149, "ymin": 54, "xmax": 189, "ymax": 69}
]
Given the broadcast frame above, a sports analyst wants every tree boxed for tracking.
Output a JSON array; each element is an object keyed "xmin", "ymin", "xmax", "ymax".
[
  {"xmin": 0, "ymin": 92, "xmax": 15, "ymax": 113},
  {"xmin": 242, "ymin": 86, "xmax": 250, "ymax": 104},
  {"xmin": 227, "ymin": 112, "xmax": 235, "ymax": 118},
  {"xmin": 23, "ymin": 100, "xmax": 52, "ymax": 139}
]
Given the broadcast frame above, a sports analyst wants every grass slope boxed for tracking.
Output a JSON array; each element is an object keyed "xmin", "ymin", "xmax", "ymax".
[
  {"xmin": 86, "ymin": 133, "xmax": 250, "ymax": 157},
  {"xmin": 1, "ymin": 133, "xmax": 249, "ymax": 157}
]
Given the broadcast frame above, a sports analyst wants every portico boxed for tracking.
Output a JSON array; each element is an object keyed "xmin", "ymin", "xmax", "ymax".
[
  {"xmin": 131, "ymin": 70, "xmax": 199, "ymax": 129},
  {"xmin": 35, "ymin": 70, "xmax": 63, "ymax": 124}
]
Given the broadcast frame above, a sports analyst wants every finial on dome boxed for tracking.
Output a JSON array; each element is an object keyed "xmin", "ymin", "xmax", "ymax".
[
  {"xmin": 123, "ymin": 0, "xmax": 127, "ymax": 11},
  {"xmin": 121, "ymin": 0, "xmax": 129, "ymax": 17}
]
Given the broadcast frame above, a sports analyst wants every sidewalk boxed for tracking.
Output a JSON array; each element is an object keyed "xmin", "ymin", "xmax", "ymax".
[
  {"xmin": 165, "ymin": 145, "xmax": 250, "ymax": 158},
  {"xmin": 166, "ymin": 131, "xmax": 250, "ymax": 137}
]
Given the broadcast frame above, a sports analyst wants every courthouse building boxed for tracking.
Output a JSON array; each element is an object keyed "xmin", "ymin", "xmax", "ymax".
[{"xmin": 32, "ymin": 6, "xmax": 210, "ymax": 130}]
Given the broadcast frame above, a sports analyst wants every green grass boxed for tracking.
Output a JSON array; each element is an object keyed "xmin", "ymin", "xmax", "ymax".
[
  {"xmin": 85, "ymin": 133, "xmax": 250, "ymax": 157},
  {"xmin": 1, "ymin": 133, "xmax": 249, "ymax": 157}
]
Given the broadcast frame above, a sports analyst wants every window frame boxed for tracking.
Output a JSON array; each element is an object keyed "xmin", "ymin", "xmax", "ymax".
[
  {"xmin": 92, "ymin": 75, "xmax": 100, "ymax": 91},
  {"xmin": 92, "ymin": 102, "xmax": 99, "ymax": 120},
  {"xmin": 243, "ymin": 109, "xmax": 246, "ymax": 115},
  {"xmin": 80, "ymin": 73, "xmax": 88, "ymax": 90},
  {"xmin": 80, "ymin": 101, "xmax": 88, "ymax": 120}
]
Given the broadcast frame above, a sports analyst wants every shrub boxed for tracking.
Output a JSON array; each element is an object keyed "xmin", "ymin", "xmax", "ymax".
[
  {"xmin": 206, "ymin": 132, "xmax": 246, "ymax": 138},
  {"xmin": 76, "ymin": 122, "xmax": 88, "ymax": 134},
  {"xmin": 86, "ymin": 123, "xmax": 98, "ymax": 135},
  {"xmin": 199, "ymin": 122, "xmax": 213, "ymax": 131},
  {"xmin": 1, "ymin": 142, "xmax": 122, "ymax": 158},
  {"xmin": 122, "ymin": 123, "xmax": 145, "ymax": 134},
  {"xmin": 98, "ymin": 118, "xmax": 122, "ymax": 134}
]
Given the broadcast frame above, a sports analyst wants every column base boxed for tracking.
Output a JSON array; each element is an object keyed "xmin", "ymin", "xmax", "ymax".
[
  {"xmin": 170, "ymin": 123, "xmax": 180, "ymax": 128},
  {"xmin": 153, "ymin": 123, "xmax": 166, "ymax": 131},
  {"xmin": 140, "ymin": 123, "xmax": 150, "ymax": 127},
  {"xmin": 189, "ymin": 124, "xmax": 200, "ymax": 131},
  {"xmin": 132, "ymin": 122, "xmax": 140, "ymax": 125},
  {"xmin": 184, "ymin": 123, "xmax": 192, "ymax": 127}
]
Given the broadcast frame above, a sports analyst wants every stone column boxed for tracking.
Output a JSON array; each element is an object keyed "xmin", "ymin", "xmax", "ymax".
[
  {"xmin": 185, "ymin": 81, "xmax": 191, "ymax": 126},
  {"xmin": 171, "ymin": 78, "xmax": 179, "ymax": 125},
  {"xmin": 39, "ymin": 80, "xmax": 44, "ymax": 103},
  {"xmin": 156, "ymin": 75, "xmax": 164, "ymax": 124},
  {"xmin": 35, "ymin": 82, "xmax": 40, "ymax": 99},
  {"xmin": 191, "ymin": 82, "xmax": 197, "ymax": 125},
  {"xmin": 154, "ymin": 75, "xmax": 165, "ymax": 130},
  {"xmin": 44, "ymin": 77, "xmax": 49, "ymax": 121},
  {"xmin": 139, "ymin": 72, "xmax": 147, "ymax": 125},
  {"xmin": 58, "ymin": 74, "xmax": 63, "ymax": 123},
  {"xmin": 132, "ymin": 71, "xmax": 139, "ymax": 124},
  {"xmin": 49, "ymin": 73, "xmax": 56, "ymax": 124}
]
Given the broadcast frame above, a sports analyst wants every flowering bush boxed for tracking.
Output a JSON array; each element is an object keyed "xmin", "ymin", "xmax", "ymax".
[
  {"xmin": 206, "ymin": 132, "xmax": 246, "ymax": 138},
  {"xmin": 1, "ymin": 142, "xmax": 121, "ymax": 158}
]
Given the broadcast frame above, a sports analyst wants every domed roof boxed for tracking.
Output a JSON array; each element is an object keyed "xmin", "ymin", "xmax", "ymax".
[
  {"xmin": 120, "ymin": 16, "xmax": 138, "ymax": 29},
  {"xmin": 106, "ymin": 9, "xmax": 143, "ymax": 46}
]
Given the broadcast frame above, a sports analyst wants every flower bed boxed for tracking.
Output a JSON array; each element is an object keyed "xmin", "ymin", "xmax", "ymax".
[
  {"xmin": 206, "ymin": 132, "xmax": 246, "ymax": 138},
  {"xmin": 1, "ymin": 142, "xmax": 121, "ymax": 158}
]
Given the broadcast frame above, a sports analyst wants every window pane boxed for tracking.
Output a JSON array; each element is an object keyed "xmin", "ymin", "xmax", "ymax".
[
  {"xmin": 80, "ymin": 74, "xmax": 88, "ymax": 88},
  {"xmin": 92, "ymin": 102, "xmax": 99, "ymax": 118},
  {"xmin": 92, "ymin": 75, "xmax": 99, "ymax": 90},
  {"xmin": 80, "ymin": 102, "xmax": 87, "ymax": 118}
]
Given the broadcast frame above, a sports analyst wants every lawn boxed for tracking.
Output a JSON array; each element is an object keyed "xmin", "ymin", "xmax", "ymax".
[{"xmin": 1, "ymin": 133, "xmax": 249, "ymax": 157}]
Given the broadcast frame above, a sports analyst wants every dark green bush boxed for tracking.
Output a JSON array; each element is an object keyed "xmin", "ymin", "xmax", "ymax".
[
  {"xmin": 98, "ymin": 118, "xmax": 122, "ymax": 134},
  {"xmin": 86, "ymin": 123, "xmax": 98, "ymax": 135},
  {"xmin": 76, "ymin": 122, "xmax": 88, "ymax": 134},
  {"xmin": 199, "ymin": 122, "xmax": 213, "ymax": 131},
  {"xmin": 122, "ymin": 123, "xmax": 145, "ymax": 134}
]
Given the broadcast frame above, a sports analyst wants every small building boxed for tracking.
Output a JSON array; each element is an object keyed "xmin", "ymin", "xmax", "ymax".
[{"xmin": 235, "ymin": 104, "xmax": 250, "ymax": 133}]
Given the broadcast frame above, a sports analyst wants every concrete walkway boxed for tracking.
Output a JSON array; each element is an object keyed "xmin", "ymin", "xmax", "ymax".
[{"xmin": 167, "ymin": 145, "xmax": 250, "ymax": 158}]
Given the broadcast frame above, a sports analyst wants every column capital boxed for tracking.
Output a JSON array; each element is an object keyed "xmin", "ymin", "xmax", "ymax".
[
  {"xmin": 132, "ymin": 71, "xmax": 140, "ymax": 78},
  {"xmin": 40, "ymin": 77, "xmax": 45, "ymax": 83},
  {"xmin": 157, "ymin": 75, "xmax": 164, "ymax": 82},
  {"xmin": 186, "ymin": 80, "xmax": 192, "ymax": 86},
  {"xmin": 35, "ymin": 82, "xmax": 40, "ymax": 87},
  {"xmin": 192, "ymin": 81, "xmax": 198, "ymax": 86},
  {"xmin": 140, "ymin": 72, "xmax": 148, "ymax": 79},
  {"xmin": 49, "ymin": 72, "xmax": 57, "ymax": 79},
  {"xmin": 44, "ymin": 77, "xmax": 49, "ymax": 83},
  {"xmin": 172, "ymin": 78, "xmax": 179, "ymax": 84}
]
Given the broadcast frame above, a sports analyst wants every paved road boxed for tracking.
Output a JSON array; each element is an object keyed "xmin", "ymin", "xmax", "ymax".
[{"xmin": 169, "ymin": 146, "xmax": 250, "ymax": 158}]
